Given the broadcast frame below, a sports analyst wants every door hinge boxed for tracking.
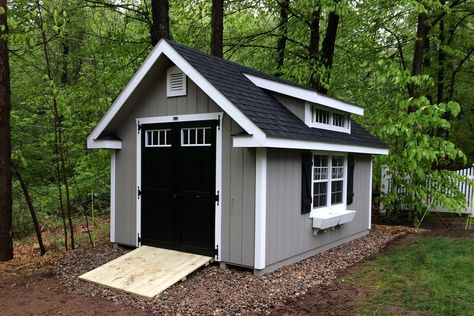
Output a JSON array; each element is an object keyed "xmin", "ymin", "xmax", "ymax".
[
  {"xmin": 137, "ymin": 122, "xmax": 142, "ymax": 134},
  {"xmin": 214, "ymin": 245, "xmax": 219, "ymax": 259},
  {"xmin": 137, "ymin": 233, "xmax": 141, "ymax": 245},
  {"xmin": 215, "ymin": 191, "xmax": 220, "ymax": 206},
  {"xmin": 137, "ymin": 186, "xmax": 141, "ymax": 199},
  {"xmin": 217, "ymin": 117, "xmax": 221, "ymax": 131}
]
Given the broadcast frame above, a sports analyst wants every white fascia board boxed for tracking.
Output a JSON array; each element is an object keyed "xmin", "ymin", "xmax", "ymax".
[
  {"xmin": 87, "ymin": 39, "xmax": 266, "ymax": 148},
  {"xmin": 244, "ymin": 74, "xmax": 364, "ymax": 116},
  {"xmin": 87, "ymin": 139, "xmax": 122, "ymax": 149},
  {"xmin": 87, "ymin": 44, "xmax": 166, "ymax": 145},
  {"xmin": 233, "ymin": 136, "xmax": 389, "ymax": 155}
]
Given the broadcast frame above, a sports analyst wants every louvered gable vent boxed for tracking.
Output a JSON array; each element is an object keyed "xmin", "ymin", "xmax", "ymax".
[{"xmin": 166, "ymin": 66, "xmax": 187, "ymax": 97}]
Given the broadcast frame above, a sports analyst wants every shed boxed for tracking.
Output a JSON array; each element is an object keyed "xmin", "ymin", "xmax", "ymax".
[{"xmin": 87, "ymin": 39, "xmax": 388, "ymax": 275}]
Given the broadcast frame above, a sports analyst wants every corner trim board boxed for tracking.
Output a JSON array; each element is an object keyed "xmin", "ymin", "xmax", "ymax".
[
  {"xmin": 368, "ymin": 156, "xmax": 373, "ymax": 230},
  {"xmin": 110, "ymin": 151, "xmax": 116, "ymax": 243},
  {"xmin": 254, "ymin": 148, "xmax": 267, "ymax": 270}
]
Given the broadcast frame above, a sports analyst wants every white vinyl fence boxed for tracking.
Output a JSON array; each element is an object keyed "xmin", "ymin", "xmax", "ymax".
[{"xmin": 381, "ymin": 165, "xmax": 474, "ymax": 217}]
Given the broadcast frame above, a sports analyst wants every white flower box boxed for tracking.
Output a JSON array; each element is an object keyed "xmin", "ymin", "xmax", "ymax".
[{"xmin": 311, "ymin": 209, "xmax": 356, "ymax": 230}]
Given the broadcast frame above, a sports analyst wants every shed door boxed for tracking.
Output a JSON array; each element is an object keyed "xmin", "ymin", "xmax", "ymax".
[{"xmin": 140, "ymin": 120, "xmax": 217, "ymax": 257}]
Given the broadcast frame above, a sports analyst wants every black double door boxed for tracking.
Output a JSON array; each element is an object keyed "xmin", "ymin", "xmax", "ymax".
[{"xmin": 140, "ymin": 120, "xmax": 217, "ymax": 256}]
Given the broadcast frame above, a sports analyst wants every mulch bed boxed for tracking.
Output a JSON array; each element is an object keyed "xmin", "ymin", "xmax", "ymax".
[{"xmin": 52, "ymin": 227, "xmax": 408, "ymax": 315}]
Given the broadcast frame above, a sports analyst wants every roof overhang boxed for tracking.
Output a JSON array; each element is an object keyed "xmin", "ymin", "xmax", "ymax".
[
  {"xmin": 233, "ymin": 135, "xmax": 389, "ymax": 155},
  {"xmin": 87, "ymin": 39, "xmax": 266, "ymax": 149},
  {"xmin": 243, "ymin": 74, "xmax": 364, "ymax": 116}
]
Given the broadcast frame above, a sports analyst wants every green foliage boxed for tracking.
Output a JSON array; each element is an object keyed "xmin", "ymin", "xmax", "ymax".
[
  {"xmin": 348, "ymin": 236, "xmax": 474, "ymax": 315},
  {"xmin": 7, "ymin": 0, "xmax": 473, "ymax": 236}
]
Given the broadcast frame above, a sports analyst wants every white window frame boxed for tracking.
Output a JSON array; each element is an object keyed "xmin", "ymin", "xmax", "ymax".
[
  {"xmin": 181, "ymin": 127, "xmax": 212, "ymax": 147},
  {"xmin": 145, "ymin": 129, "xmax": 172, "ymax": 147},
  {"xmin": 166, "ymin": 65, "xmax": 187, "ymax": 97},
  {"xmin": 305, "ymin": 102, "xmax": 351, "ymax": 134},
  {"xmin": 310, "ymin": 152, "xmax": 348, "ymax": 217}
]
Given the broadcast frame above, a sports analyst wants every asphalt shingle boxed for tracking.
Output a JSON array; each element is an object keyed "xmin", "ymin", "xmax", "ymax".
[{"xmin": 168, "ymin": 40, "xmax": 387, "ymax": 150}]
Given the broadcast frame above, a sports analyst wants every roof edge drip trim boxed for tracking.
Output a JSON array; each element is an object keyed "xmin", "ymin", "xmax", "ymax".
[
  {"xmin": 243, "ymin": 74, "xmax": 364, "ymax": 116},
  {"xmin": 233, "ymin": 135, "xmax": 389, "ymax": 155}
]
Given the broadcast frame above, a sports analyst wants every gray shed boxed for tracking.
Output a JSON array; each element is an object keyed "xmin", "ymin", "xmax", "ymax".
[{"xmin": 87, "ymin": 40, "xmax": 388, "ymax": 275}]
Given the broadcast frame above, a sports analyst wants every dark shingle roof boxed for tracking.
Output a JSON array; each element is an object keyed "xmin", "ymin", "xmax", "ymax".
[{"xmin": 167, "ymin": 40, "xmax": 387, "ymax": 149}]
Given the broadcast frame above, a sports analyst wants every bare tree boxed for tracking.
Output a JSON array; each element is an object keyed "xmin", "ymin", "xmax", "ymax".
[
  {"xmin": 211, "ymin": 0, "xmax": 224, "ymax": 57},
  {"xmin": 0, "ymin": 0, "xmax": 13, "ymax": 261},
  {"xmin": 276, "ymin": 0, "xmax": 290, "ymax": 74},
  {"xmin": 12, "ymin": 164, "xmax": 46, "ymax": 255},
  {"xmin": 151, "ymin": 0, "xmax": 170, "ymax": 45}
]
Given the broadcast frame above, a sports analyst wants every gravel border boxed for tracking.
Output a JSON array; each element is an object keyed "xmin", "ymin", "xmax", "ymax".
[{"xmin": 53, "ymin": 230, "xmax": 404, "ymax": 314}]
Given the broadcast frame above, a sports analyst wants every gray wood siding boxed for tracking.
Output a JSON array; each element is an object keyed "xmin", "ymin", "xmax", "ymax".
[
  {"xmin": 271, "ymin": 93, "xmax": 305, "ymax": 121},
  {"xmin": 112, "ymin": 73, "xmax": 255, "ymax": 267},
  {"xmin": 265, "ymin": 149, "xmax": 371, "ymax": 266}
]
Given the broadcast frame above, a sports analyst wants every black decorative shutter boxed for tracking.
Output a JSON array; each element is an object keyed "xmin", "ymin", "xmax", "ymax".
[
  {"xmin": 301, "ymin": 151, "xmax": 313, "ymax": 214},
  {"xmin": 347, "ymin": 154, "xmax": 355, "ymax": 205}
]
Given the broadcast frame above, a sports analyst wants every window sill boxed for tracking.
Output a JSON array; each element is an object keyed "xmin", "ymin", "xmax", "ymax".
[{"xmin": 310, "ymin": 209, "xmax": 356, "ymax": 230}]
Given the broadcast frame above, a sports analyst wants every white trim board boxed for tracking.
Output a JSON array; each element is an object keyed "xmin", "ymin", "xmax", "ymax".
[
  {"xmin": 244, "ymin": 74, "xmax": 364, "ymax": 116},
  {"xmin": 233, "ymin": 136, "xmax": 389, "ymax": 155},
  {"xmin": 254, "ymin": 148, "xmax": 267, "ymax": 270},
  {"xmin": 135, "ymin": 112, "xmax": 223, "ymax": 261},
  {"xmin": 110, "ymin": 151, "xmax": 116, "ymax": 243},
  {"xmin": 88, "ymin": 40, "xmax": 265, "ymax": 149}
]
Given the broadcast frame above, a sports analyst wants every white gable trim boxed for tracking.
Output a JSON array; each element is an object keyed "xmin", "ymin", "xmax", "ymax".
[
  {"xmin": 87, "ymin": 139, "xmax": 122, "ymax": 149},
  {"xmin": 87, "ymin": 40, "xmax": 265, "ymax": 149},
  {"xmin": 233, "ymin": 135, "xmax": 389, "ymax": 155},
  {"xmin": 244, "ymin": 74, "xmax": 364, "ymax": 116}
]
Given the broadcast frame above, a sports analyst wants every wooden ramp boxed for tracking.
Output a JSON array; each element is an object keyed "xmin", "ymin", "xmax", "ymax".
[{"xmin": 79, "ymin": 246, "xmax": 212, "ymax": 298}]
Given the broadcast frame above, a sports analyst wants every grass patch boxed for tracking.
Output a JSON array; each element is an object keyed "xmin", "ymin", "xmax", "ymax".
[{"xmin": 348, "ymin": 236, "xmax": 474, "ymax": 316}]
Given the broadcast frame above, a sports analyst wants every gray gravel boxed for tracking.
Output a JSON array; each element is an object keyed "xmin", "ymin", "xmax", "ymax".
[{"xmin": 53, "ymin": 231, "xmax": 401, "ymax": 314}]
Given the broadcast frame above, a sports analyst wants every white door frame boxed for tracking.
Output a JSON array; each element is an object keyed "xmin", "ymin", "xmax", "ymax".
[{"xmin": 136, "ymin": 112, "xmax": 224, "ymax": 261}]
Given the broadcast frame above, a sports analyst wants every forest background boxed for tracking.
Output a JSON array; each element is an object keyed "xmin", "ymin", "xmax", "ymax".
[{"xmin": 4, "ymin": 0, "xmax": 473, "ymax": 252}]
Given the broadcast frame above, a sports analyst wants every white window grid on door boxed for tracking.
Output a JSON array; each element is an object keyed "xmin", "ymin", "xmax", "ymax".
[
  {"xmin": 181, "ymin": 127, "xmax": 212, "ymax": 147},
  {"xmin": 145, "ymin": 129, "xmax": 171, "ymax": 147},
  {"xmin": 312, "ymin": 154, "xmax": 347, "ymax": 210}
]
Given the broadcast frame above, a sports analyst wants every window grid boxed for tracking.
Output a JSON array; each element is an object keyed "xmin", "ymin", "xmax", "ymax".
[
  {"xmin": 312, "ymin": 107, "xmax": 329, "ymax": 124},
  {"xmin": 309, "ymin": 104, "xmax": 349, "ymax": 130},
  {"xmin": 145, "ymin": 129, "xmax": 171, "ymax": 147},
  {"xmin": 312, "ymin": 154, "xmax": 345, "ymax": 209},
  {"xmin": 333, "ymin": 113, "xmax": 346, "ymax": 128},
  {"xmin": 181, "ymin": 127, "xmax": 212, "ymax": 147}
]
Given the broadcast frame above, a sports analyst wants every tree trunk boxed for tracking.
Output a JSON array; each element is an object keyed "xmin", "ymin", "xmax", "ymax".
[
  {"xmin": 409, "ymin": 12, "xmax": 429, "ymax": 100},
  {"xmin": 150, "ymin": 0, "xmax": 170, "ymax": 46},
  {"xmin": 211, "ymin": 0, "xmax": 224, "ymax": 57},
  {"xmin": 0, "ymin": 0, "xmax": 13, "ymax": 262},
  {"xmin": 13, "ymin": 164, "xmax": 46, "ymax": 255},
  {"xmin": 437, "ymin": 17, "xmax": 445, "ymax": 104},
  {"xmin": 276, "ymin": 0, "xmax": 289, "ymax": 75},
  {"xmin": 319, "ymin": 1, "xmax": 341, "ymax": 94},
  {"xmin": 308, "ymin": 7, "xmax": 321, "ymax": 90}
]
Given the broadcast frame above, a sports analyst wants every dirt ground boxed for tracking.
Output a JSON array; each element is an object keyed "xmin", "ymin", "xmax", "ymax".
[
  {"xmin": 0, "ymin": 263, "xmax": 149, "ymax": 316},
  {"xmin": 0, "ymin": 214, "xmax": 471, "ymax": 315}
]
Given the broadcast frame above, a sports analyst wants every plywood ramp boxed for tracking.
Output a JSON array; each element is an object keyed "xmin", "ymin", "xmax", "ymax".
[{"xmin": 79, "ymin": 246, "xmax": 212, "ymax": 298}]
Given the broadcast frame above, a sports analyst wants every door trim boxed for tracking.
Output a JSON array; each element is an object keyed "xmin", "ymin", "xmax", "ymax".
[{"xmin": 136, "ymin": 112, "xmax": 224, "ymax": 261}]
